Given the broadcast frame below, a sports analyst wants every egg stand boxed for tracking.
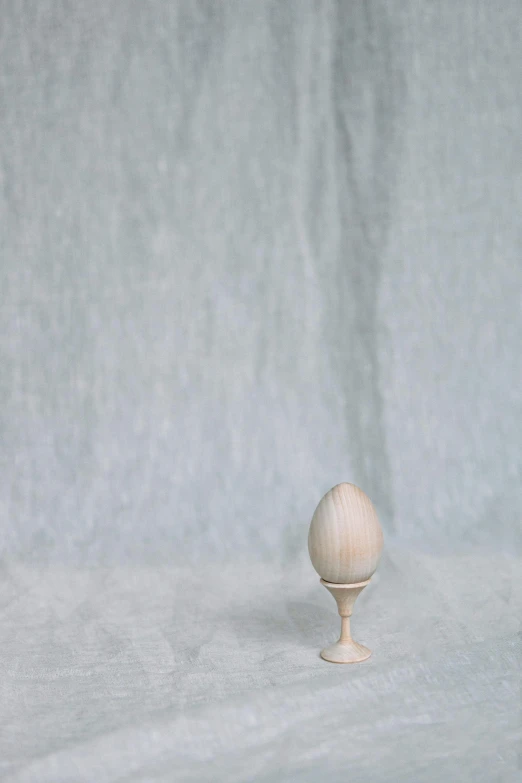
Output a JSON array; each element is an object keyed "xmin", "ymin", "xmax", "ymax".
[{"xmin": 319, "ymin": 578, "xmax": 372, "ymax": 663}]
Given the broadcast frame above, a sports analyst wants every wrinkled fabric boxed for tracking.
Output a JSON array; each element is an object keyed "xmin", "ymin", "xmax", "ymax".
[{"xmin": 1, "ymin": 1, "xmax": 521, "ymax": 781}]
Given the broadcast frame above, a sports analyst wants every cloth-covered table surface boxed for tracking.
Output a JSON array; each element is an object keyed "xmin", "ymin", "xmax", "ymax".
[
  {"xmin": 1, "ymin": 551, "xmax": 521, "ymax": 781},
  {"xmin": 1, "ymin": 1, "xmax": 521, "ymax": 780}
]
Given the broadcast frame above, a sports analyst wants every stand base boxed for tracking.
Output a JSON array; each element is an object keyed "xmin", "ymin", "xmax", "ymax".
[{"xmin": 320, "ymin": 639, "xmax": 371, "ymax": 664}]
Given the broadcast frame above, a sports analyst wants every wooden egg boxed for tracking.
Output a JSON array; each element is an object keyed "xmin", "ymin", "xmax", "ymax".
[{"xmin": 308, "ymin": 482, "xmax": 383, "ymax": 584}]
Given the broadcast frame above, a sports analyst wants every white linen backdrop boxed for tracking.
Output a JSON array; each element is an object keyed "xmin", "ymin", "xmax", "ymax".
[{"xmin": 1, "ymin": 1, "xmax": 521, "ymax": 780}]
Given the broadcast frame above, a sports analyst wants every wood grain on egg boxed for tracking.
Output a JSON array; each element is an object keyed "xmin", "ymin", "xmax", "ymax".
[{"xmin": 308, "ymin": 483, "xmax": 383, "ymax": 584}]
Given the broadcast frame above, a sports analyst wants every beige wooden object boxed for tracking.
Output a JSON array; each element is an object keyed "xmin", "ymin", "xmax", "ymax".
[{"xmin": 308, "ymin": 483, "xmax": 383, "ymax": 663}]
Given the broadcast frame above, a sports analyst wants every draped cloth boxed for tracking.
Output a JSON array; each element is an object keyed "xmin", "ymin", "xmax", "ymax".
[{"xmin": 1, "ymin": 2, "xmax": 521, "ymax": 780}]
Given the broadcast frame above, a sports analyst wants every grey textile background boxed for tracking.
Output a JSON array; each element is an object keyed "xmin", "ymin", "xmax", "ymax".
[{"xmin": 1, "ymin": 1, "xmax": 521, "ymax": 781}]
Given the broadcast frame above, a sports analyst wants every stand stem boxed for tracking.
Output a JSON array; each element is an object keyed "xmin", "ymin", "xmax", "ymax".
[{"xmin": 340, "ymin": 615, "xmax": 351, "ymax": 642}]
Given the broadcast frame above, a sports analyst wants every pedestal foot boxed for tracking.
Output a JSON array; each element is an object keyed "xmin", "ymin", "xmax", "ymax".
[{"xmin": 320, "ymin": 639, "xmax": 371, "ymax": 664}]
